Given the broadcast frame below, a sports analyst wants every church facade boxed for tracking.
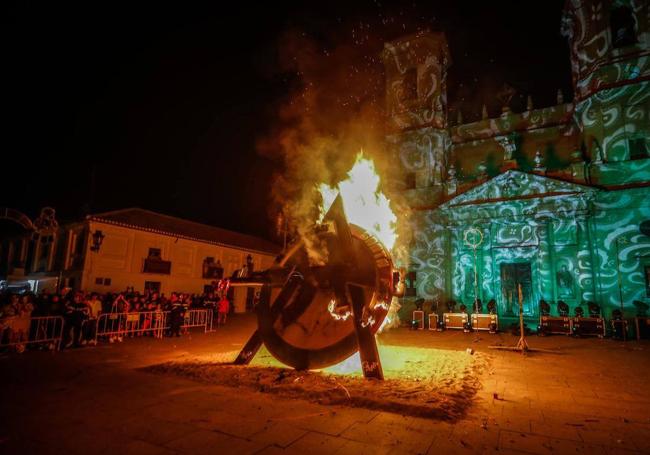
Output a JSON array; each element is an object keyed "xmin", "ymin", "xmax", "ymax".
[{"xmin": 384, "ymin": 0, "xmax": 650, "ymax": 327}]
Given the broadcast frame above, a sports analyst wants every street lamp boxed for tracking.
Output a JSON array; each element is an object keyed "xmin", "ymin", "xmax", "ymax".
[{"xmin": 90, "ymin": 230, "xmax": 105, "ymax": 252}]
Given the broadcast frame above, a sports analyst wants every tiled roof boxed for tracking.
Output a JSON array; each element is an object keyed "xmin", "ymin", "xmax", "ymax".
[{"xmin": 87, "ymin": 208, "xmax": 280, "ymax": 255}]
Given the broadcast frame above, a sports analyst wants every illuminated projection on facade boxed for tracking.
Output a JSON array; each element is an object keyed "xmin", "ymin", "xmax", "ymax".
[{"xmin": 386, "ymin": 0, "xmax": 650, "ymax": 326}]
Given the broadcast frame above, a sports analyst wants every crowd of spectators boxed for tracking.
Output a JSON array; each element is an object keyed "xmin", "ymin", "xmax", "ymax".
[{"xmin": 0, "ymin": 288, "xmax": 232, "ymax": 351}]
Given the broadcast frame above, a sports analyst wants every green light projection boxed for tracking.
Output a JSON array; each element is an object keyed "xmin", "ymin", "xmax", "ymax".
[
  {"xmin": 407, "ymin": 171, "xmax": 650, "ymax": 323},
  {"xmin": 385, "ymin": 2, "xmax": 650, "ymax": 327}
]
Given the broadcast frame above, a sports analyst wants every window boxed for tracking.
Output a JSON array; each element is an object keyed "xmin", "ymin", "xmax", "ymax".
[
  {"xmin": 148, "ymin": 248, "xmax": 162, "ymax": 259},
  {"xmin": 402, "ymin": 67, "xmax": 418, "ymax": 101},
  {"xmin": 95, "ymin": 277, "xmax": 103, "ymax": 285},
  {"xmin": 203, "ymin": 256, "xmax": 224, "ymax": 279},
  {"xmin": 629, "ymin": 137, "xmax": 648, "ymax": 160},
  {"xmin": 610, "ymin": 6, "xmax": 637, "ymax": 48},
  {"xmin": 103, "ymin": 278, "xmax": 111, "ymax": 286},
  {"xmin": 67, "ymin": 231, "xmax": 85, "ymax": 269}
]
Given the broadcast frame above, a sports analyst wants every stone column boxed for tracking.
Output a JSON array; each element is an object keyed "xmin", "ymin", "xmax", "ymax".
[
  {"xmin": 537, "ymin": 220, "xmax": 555, "ymax": 303},
  {"xmin": 576, "ymin": 215, "xmax": 596, "ymax": 303},
  {"xmin": 444, "ymin": 224, "xmax": 453, "ymax": 302},
  {"xmin": 449, "ymin": 225, "xmax": 462, "ymax": 302}
]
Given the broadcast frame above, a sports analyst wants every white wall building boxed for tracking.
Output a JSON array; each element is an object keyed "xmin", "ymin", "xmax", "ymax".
[{"xmin": 1, "ymin": 208, "xmax": 279, "ymax": 297}]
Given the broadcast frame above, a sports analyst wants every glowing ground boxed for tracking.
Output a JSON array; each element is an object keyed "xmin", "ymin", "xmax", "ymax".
[
  {"xmin": 1, "ymin": 314, "xmax": 650, "ymax": 454},
  {"xmin": 144, "ymin": 344, "xmax": 486, "ymax": 420}
]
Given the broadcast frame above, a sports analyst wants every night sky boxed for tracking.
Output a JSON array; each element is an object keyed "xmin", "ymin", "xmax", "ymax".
[{"xmin": 2, "ymin": 1, "xmax": 570, "ymax": 240}]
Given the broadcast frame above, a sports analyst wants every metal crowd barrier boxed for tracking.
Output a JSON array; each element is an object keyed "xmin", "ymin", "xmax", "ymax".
[
  {"xmin": 94, "ymin": 309, "xmax": 212, "ymax": 342},
  {"xmin": 0, "ymin": 309, "xmax": 215, "ymax": 352},
  {"xmin": 94, "ymin": 310, "xmax": 167, "ymax": 341},
  {"xmin": 0, "ymin": 315, "xmax": 65, "ymax": 351},
  {"xmin": 205, "ymin": 309, "xmax": 216, "ymax": 332},
  {"xmin": 184, "ymin": 309, "xmax": 213, "ymax": 332}
]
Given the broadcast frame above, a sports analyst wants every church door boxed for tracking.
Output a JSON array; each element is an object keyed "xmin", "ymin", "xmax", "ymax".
[{"xmin": 500, "ymin": 263, "xmax": 533, "ymax": 317}]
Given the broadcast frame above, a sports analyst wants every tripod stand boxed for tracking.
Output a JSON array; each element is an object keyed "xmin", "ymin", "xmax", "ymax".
[
  {"xmin": 514, "ymin": 284, "xmax": 529, "ymax": 352},
  {"xmin": 489, "ymin": 284, "xmax": 558, "ymax": 354}
]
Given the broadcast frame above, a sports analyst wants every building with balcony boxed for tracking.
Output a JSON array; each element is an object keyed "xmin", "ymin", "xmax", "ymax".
[{"xmin": 0, "ymin": 207, "xmax": 280, "ymax": 296}]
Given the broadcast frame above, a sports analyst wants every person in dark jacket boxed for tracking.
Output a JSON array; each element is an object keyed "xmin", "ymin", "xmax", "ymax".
[
  {"xmin": 168, "ymin": 293, "xmax": 184, "ymax": 337},
  {"xmin": 63, "ymin": 292, "xmax": 89, "ymax": 348}
]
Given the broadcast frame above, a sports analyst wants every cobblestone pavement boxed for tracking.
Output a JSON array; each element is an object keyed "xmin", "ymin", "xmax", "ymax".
[{"xmin": 1, "ymin": 314, "xmax": 649, "ymax": 454}]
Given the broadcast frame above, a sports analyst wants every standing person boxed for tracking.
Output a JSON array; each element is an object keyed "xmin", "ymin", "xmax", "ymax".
[
  {"xmin": 204, "ymin": 292, "xmax": 218, "ymax": 329},
  {"xmin": 180, "ymin": 294, "xmax": 191, "ymax": 335},
  {"xmin": 217, "ymin": 294, "xmax": 230, "ymax": 326},
  {"xmin": 48, "ymin": 294, "xmax": 64, "ymax": 316},
  {"xmin": 84, "ymin": 293, "xmax": 102, "ymax": 345},
  {"xmin": 61, "ymin": 292, "xmax": 74, "ymax": 348},
  {"xmin": 32, "ymin": 293, "xmax": 49, "ymax": 318},
  {"xmin": 111, "ymin": 293, "xmax": 128, "ymax": 314},
  {"xmin": 149, "ymin": 292, "xmax": 160, "ymax": 308},
  {"xmin": 168, "ymin": 293, "xmax": 184, "ymax": 337},
  {"xmin": 124, "ymin": 295, "xmax": 139, "ymax": 337},
  {"xmin": 151, "ymin": 298, "xmax": 164, "ymax": 338},
  {"xmin": 14, "ymin": 294, "xmax": 35, "ymax": 351},
  {"xmin": 64, "ymin": 293, "xmax": 89, "ymax": 348},
  {"xmin": 0, "ymin": 295, "xmax": 21, "ymax": 347},
  {"xmin": 141, "ymin": 295, "xmax": 153, "ymax": 336},
  {"xmin": 14, "ymin": 294, "xmax": 34, "ymax": 340},
  {"xmin": 31, "ymin": 293, "xmax": 50, "ymax": 348},
  {"xmin": 108, "ymin": 293, "xmax": 128, "ymax": 343}
]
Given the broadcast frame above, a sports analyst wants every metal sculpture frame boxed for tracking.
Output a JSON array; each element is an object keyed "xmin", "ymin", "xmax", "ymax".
[{"xmin": 234, "ymin": 195, "xmax": 393, "ymax": 379}]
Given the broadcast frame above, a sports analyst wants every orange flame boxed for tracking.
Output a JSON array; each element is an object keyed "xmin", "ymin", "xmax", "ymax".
[{"xmin": 317, "ymin": 151, "xmax": 397, "ymax": 251}]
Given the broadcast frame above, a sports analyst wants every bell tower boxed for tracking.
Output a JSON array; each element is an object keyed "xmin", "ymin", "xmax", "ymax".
[
  {"xmin": 562, "ymin": 0, "xmax": 649, "ymax": 175},
  {"xmin": 383, "ymin": 31, "xmax": 451, "ymax": 197},
  {"xmin": 382, "ymin": 31, "xmax": 450, "ymax": 131}
]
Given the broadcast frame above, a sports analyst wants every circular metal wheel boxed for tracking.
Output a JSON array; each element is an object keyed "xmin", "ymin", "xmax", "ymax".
[{"xmin": 256, "ymin": 224, "xmax": 393, "ymax": 370}]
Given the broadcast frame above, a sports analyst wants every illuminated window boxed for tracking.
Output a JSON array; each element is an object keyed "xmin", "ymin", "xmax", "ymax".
[{"xmin": 610, "ymin": 6, "xmax": 637, "ymax": 48}]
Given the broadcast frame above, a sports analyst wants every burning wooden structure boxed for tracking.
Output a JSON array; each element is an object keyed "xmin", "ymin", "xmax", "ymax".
[{"xmin": 233, "ymin": 195, "xmax": 398, "ymax": 379}]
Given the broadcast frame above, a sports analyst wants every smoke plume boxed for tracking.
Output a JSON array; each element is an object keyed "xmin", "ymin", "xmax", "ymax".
[{"xmin": 257, "ymin": 25, "xmax": 408, "ymax": 261}]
